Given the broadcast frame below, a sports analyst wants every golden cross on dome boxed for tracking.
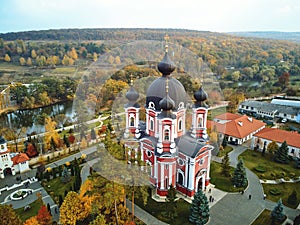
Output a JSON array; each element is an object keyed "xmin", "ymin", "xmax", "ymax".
[
  {"xmin": 166, "ymin": 77, "xmax": 169, "ymax": 94},
  {"xmin": 164, "ymin": 34, "xmax": 169, "ymax": 53},
  {"xmin": 130, "ymin": 74, "xmax": 133, "ymax": 86}
]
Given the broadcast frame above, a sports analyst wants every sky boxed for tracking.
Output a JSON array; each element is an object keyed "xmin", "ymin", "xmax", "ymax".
[{"xmin": 0, "ymin": 0, "xmax": 300, "ymax": 34}]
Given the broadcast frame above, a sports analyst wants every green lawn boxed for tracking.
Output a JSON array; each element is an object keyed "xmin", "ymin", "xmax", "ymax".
[
  {"xmin": 135, "ymin": 195, "xmax": 192, "ymax": 225},
  {"xmin": 217, "ymin": 146, "xmax": 233, "ymax": 157},
  {"xmin": 42, "ymin": 176, "xmax": 75, "ymax": 204},
  {"xmin": 210, "ymin": 161, "xmax": 242, "ymax": 192},
  {"xmin": 15, "ymin": 199, "xmax": 43, "ymax": 222},
  {"xmin": 207, "ymin": 106, "xmax": 227, "ymax": 120},
  {"xmin": 262, "ymin": 182, "xmax": 300, "ymax": 209},
  {"xmin": 251, "ymin": 209, "xmax": 272, "ymax": 225},
  {"xmin": 239, "ymin": 150, "xmax": 300, "ymax": 180}
]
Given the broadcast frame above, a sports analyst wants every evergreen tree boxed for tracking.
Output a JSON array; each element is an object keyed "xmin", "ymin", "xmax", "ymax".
[
  {"xmin": 221, "ymin": 152, "xmax": 231, "ymax": 177},
  {"xmin": 287, "ymin": 190, "xmax": 297, "ymax": 206},
  {"xmin": 271, "ymin": 199, "xmax": 285, "ymax": 224},
  {"xmin": 274, "ymin": 141, "xmax": 289, "ymax": 163},
  {"xmin": 189, "ymin": 190, "xmax": 209, "ymax": 225},
  {"xmin": 232, "ymin": 159, "xmax": 247, "ymax": 188},
  {"xmin": 222, "ymin": 136, "xmax": 227, "ymax": 147},
  {"xmin": 61, "ymin": 166, "xmax": 70, "ymax": 183},
  {"xmin": 294, "ymin": 213, "xmax": 300, "ymax": 225},
  {"xmin": 165, "ymin": 184, "xmax": 177, "ymax": 220},
  {"xmin": 91, "ymin": 128, "xmax": 96, "ymax": 140}
]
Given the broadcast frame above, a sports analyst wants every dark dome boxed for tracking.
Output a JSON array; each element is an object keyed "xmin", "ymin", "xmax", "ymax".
[
  {"xmin": 158, "ymin": 52, "xmax": 175, "ymax": 76},
  {"xmin": 194, "ymin": 86, "xmax": 208, "ymax": 102},
  {"xmin": 0, "ymin": 136, "xmax": 6, "ymax": 144},
  {"xmin": 146, "ymin": 76, "xmax": 187, "ymax": 110},
  {"xmin": 194, "ymin": 86, "xmax": 208, "ymax": 108},
  {"xmin": 126, "ymin": 86, "xmax": 139, "ymax": 102},
  {"xmin": 159, "ymin": 95, "xmax": 175, "ymax": 111}
]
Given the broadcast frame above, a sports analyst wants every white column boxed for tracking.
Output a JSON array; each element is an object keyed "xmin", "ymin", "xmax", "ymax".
[
  {"xmin": 188, "ymin": 159, "xmax": 195, "ymax": 190},
  {"xmin": 160, "ymin": 163, "xmax": 164, "ymax": 189}
]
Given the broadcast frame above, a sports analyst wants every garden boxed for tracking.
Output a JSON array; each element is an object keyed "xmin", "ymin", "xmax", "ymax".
[{"xmin": 239, "ymin": 150, "xmax": 300, "ymax": 181}]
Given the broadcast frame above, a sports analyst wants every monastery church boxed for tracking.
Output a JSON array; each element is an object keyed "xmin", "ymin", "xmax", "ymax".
[{"xmin": 123, "ymin": 40, "xmax": 214, "ymax": 197}]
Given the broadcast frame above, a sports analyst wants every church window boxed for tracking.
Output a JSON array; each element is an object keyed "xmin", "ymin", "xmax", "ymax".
[
  {"xmin": 177, "ymin": 158, "xmax": 184, "ymax": 166},
  {"xmin": 178, "ymin": 119, "xmax": 183, "ymax": 131},
  {"xmin": 1, "ymin": 145, "xmax": 4, "ymax": 150},
  {"xmin": 150, "ymin": 118, "xmax": 154, "ymax": 131},
  {"xmin": 178, "ymin": 171, "xmax": 184, "ymax": 185},
  {"xmin": 164, "ymin": 128, "xmax": 170, "ymax": 141},
  {"xmin": 130, "ymin": 117, "xmax": 135, "ymax": 126},
  {"xmin": 199, "ymin": 158, "xmax": 204, "ymax": 165},
  {"xmin": 197, "ymin": 116, "xmax": 203, "ymax": 128},
  {"xmin": 146, "ymin": 150, "xmax": 152, "ymax": 157}
]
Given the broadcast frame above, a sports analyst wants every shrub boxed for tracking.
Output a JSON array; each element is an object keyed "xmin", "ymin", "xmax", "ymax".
[
  {"xmin": 270, "ymin": 188, "xmax": 281, "ymax": 196},
  {"xmin": 287, "ymin": 190, "xmax": 297, "ymax": 205},
  {"xmin": 254, "ymin": 166, "xmax": 266, "ymax": 173}
]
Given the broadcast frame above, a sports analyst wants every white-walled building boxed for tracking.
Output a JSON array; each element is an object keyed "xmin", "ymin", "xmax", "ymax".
[
  {"xmin": 0, "ymin": 136, "xmax": 30, "ymax": 179},
  {"xmin": 252, "ymin": 128, "xmax": 300, "ymax": 159}
]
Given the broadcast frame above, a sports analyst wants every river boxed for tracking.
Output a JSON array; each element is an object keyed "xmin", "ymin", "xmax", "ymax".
[{"xmin": 0, "ymin": 101, "xmax": 75, "ymax": 134}]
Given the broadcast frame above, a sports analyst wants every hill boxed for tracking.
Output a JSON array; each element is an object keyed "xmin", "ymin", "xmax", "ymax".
[{"xmin": 228, "ymin": 31, "xmax": 300, "ymax": 42}]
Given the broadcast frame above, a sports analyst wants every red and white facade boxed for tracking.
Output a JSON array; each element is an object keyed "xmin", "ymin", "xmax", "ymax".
[
  {"xmin": 124, "ymin": 63, "xmax": 213, "ymax": 197},
  {"xmin": 0, "ymin": 137, "xmax": 30, "ymax": 179}
]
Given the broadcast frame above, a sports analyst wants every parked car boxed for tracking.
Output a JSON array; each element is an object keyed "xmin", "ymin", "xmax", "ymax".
[{"xmin": 282, "ymin": 118, "xmax": 287, "ymax": 123}]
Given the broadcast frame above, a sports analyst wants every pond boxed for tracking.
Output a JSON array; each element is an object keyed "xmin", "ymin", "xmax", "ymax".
[{"xmin": 0, "ymin": 101, "xmax": 75, "ymax": 134}]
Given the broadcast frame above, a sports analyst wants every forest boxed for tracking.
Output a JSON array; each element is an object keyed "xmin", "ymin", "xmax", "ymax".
[{"xmin": 0, "ymin": 28, "xmax": 300, "ymax": 112}]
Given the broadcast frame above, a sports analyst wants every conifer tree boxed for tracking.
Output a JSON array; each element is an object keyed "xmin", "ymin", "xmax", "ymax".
[
  {"xmin": 287, "ymin": 190, "xmax": 297, "ymax": 206},
  {"xmin": 271, "ymin": 199, "xmax": 285, "ymax": 224},
  {"xmin": 232, "ymin": 159, "xmax": 247, "ymax": 188},
  {"xmin": 189, "ymin": 190, "xmax": 209, "ymax": 225},
  {"xmin": 221, "ymin": 152, "xmax": 231, "ymax": 177},
  {"xmin": 274, "ymin": 141, "xmax": 289, "ymax": 163},
  {"xmin": 166, "ymin": 184, "xmax": 177, "ymax": 219},
  {"xmin": 61, "ymin": 166, "xmax": 70, "ymax": 183}
]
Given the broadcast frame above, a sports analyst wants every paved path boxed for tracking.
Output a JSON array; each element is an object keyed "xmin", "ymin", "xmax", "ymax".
[{"xmin": 208, "ymin": 144, "xmax": 300, "ymax": 225}]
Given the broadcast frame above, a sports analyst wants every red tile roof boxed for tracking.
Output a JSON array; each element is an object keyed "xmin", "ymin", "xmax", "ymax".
[
  {"xmin": 208, "ymin": 113, "xmax": 266, "ymax": 139},
  {"xmin": 12, "ymin": 153, "xmax": 30, "ymax": 165},
  {"xmin": 214, "ymin": 112, "xmax": 243, "ymax": 121},
  {"xmin": 254, "ymin": 128, "xmax": 300, "ymax": 148}
]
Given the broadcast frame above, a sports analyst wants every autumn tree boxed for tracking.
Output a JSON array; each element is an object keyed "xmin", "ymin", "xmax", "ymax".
[
  {"xmin": 24, "ymin": 216, "xmax": 39, "ymax": 225},
  {"xmin": 37, "ymin": 205, "xmax": 52, "ymax": 225},
  {"xmin": 19, "ymin": 57, "xmax": 26, "ymax": 66},
  {"xmin": 26, "ymin": 57, "xmax": 33, "ymax": 66},
  {"xmin": 60, "ymin": 191, "xmax": 91, "ymax": 225},
  {"xmin": 267, "ymin": 141, "xmax": 279, "ymax": 154},
  {"xmin": 0, "ymin": 204, "xmax": 22, "ymax": 225},
  {"xmin": 1, "ymin": 126, "xmax": 26, "ymax": 152},
  {"xmin": 31, "ymin": 49, "xmax": 37, "ymax": 59},
  {"xmin": 221, "ymin": 152, "xmax": 231, "ymax": 177},
  {"xmin": 89, "ymin": 214, "xmax": 107, "ymax": 225},
  {"xmin": 278, "ymin": 72, "xmax": 290, "ymax": 90},
  {"xmin": 4, "ymin": 54, "xmax": 11, "ymax": 62},
  {"xmin": 44, "ymin": 117, "xmax": 60, "ymax": 151}
]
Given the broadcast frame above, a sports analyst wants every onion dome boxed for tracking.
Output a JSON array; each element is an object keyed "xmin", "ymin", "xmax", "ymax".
[
  {"xmin": 126, "ymin": 86, "xmax": 139, "ymax": 102},
  {"xmin": 0, "ymin": 136, "xmax": 5, "ymax": 144},
  {"xmin": 194, "ymin": 86, "xmax": 208, "ymax": 108},
  {"xmin": 158, "ymin": 52, "xmax": 175, "ymax": 76},
  {"xmin": 159, "ymin": 78, "xmax": 175, "ymax": 110}
]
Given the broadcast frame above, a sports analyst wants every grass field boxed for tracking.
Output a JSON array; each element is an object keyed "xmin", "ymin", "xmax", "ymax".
[
  {"xmin": 210, "ymin": 161, "xmax": 242, "ymax": 192},
  {"xmin": 262, "ymin": 182, "xmax": 300, "ymax": 209},
  {"xmin": 207, "ymin": 106, "xmax": 227, "ymax": 120},
  {"xmin": 15, "ymin": 199, "xmax": 43, "ymax": 222},
  {"xmin": 217, "ymin": 145, "xmax": 233, "ymax": 157},
  {"xmin": 239, "ymin": 150, "xmax": 300, "ymax": 180},
  {"xmin": 135, "ymin": 195, "xmax": 193, "ymax": 225},
  {"xmin": 42, "ymin": 176, "xmax": 75, "ymax": 204},
  {"xmin": 251, "ymin": 209, "xmax": 272, "ymax": 225}
]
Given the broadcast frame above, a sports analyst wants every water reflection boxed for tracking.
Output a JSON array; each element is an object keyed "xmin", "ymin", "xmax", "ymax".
[{"xmin": 0, "ymin": 101, "xmax": 74, "ymax": 134}]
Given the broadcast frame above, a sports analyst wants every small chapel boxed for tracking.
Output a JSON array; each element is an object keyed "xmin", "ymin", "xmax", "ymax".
[{"xmin": 123, "ymin": 39, "xmax": 213, "ymax": 197}]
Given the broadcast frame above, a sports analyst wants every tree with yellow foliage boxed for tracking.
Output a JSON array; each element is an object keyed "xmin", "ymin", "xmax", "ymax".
[
  {"xmin": 60, "ymin": 191, "xmax": 91, "ymax": 225},
  {"xmin": 19, "ymin": 57, "xmax": 26, "ymax": 66},
  {"xmin": 24, "ymin": 216, "xmax": 39, "ymax": 225},
  {"xmin": 31, "ymin": 49, "xmax": 37, "ymax": 59},
  {"xmin": 68, "ymin": 47, "xmax": 78, "ymax": 60},
  {"xmin": 44, "ymin": 117, "xmax": 60, "ymax": 151},
  {"xmin": 4, "ymin": 54, "xmax": 11, "ymax": 62}
]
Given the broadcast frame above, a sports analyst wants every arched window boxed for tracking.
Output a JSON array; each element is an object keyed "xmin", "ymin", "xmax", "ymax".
[
  {"xmin": 150, "ymin": 119, "xmax": 154, "ymax": 131},
  {"xmin": 130, "ymin": 117, "xmax": 134, "ymax": 126},
  {"xmin": 164, "ymin": 129, "xmax": 170, "ymax": 141},
  {"xmin": 178, "ymin": 172, "xmax": 184, "ymax": 185},
  {"xmin": 197, "ymin": 116, "xmax": 203, "ymax": 128},
  {"xmin": 178, "ymin": 119, "xmax": 183, "ymax": 131}
]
